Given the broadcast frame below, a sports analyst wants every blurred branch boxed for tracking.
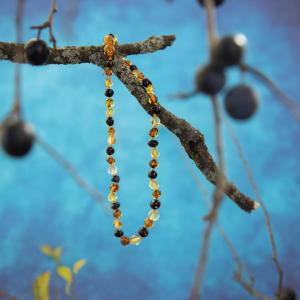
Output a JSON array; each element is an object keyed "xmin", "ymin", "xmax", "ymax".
[{"xmin": 0, "ymin": 34, "xmax": 257, "ymax": 213}]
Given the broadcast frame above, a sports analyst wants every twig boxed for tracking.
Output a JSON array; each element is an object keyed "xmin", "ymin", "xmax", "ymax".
[
  {"xmin": 36, "ymin": 135, "xmax": 108, "ymax": 213},
  {"xmin": 0, "ymin": 35, "xmax": 258, "ymax": 213},
  {"xmin": 241, "ymin": 63, "xmax": 300, "ymax": 124},
  {"xmin": 168, "ymin": 90, "xmax": 198, "ymax": 100},
  {"xmin": 30, "ymin": 0, "xmax": 57, "ymax": 48},
  {"xmin": 224, "ymin": 119, "xmax": 283, "ymax": 299}
]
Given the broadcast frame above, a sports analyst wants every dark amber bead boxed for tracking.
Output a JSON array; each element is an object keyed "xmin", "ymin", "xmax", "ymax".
[
  {"xmin": 149, "ymin": 159, "xmax": 159, "ymax": 169},
  {"xmin": 110, "ymin": 183, "xmax": 119, "ymax": 192},
  {"xmin": 153, "ymin": 190, "xmax": 161, "ymax": 199},
  {"xmin": 112, "ymin": 175, "xmax": 120, "ymax": 183},
  {"xmin": 106, "ymin": 60, "xmax": 114, "ymax": 68},
  {"xmin": 142, "ymin": 78, "xmax": 151, "ymax": 87},
  {"xmin": 107, "ymin": 157, "xmax": 115, "ymax": 165},
  {"xmin": 149, "ymin": 128, "xmax": 158, "ymax": 138},
  {"xmin": 111, "ymin": 202, "xmax": 120, "ymax": 210},
  {"xmin": 148, "ymin": 170, "xmax": 157, "ymax": 179},
  {"xmin": 106, "ymin": 146, "xmax": 115, "ymax": 155},
  {"xmin": 120, "ymin": 236, "xmax": 130, "ymax": 246},
  {"xmin": 150, "ymin": 200, "xmax": 161, "ymax": 209},
  {"xmin": 138, "ymin": 227, "xmax": 149, "ymax": 238},
  {"xmin": 130, "ymin": 65, "xmax": 137, "ymax": 71},
  {"xmin": 148, "ymin": 140, "xmax": 158, "ymax": 147},
  {"xmin": 105, "ymin": 69, "xmax": 112, "ymax": 76},
  {"xmin": 114, "ymin": 229, "xmax": 124, "ymax": 237},
  {"xmin": 113, "ymin": 209, "xmax": 122, "ymax": 218},
  {"xmin": 150, "ymin": 105, "xmax": 160, "ymax": 115},
  {"xmin": 144, "ymin": 218, "xmax": 154, "ymax": 228},
  {"xmin": 105, "ymin": 89, "xmax": 114, "ymax": 97},
  {"xmin": 106, "ymin": 117, "xmax": 114, "ymax": 126}
]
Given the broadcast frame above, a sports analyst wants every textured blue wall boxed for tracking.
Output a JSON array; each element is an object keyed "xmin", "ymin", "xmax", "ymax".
[{"xmin": 0, "ymin": 0, "xmax": 299, "ymax": 299}]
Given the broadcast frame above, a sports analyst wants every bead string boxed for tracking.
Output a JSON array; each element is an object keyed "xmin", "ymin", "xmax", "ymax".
[{"xmin": 103, "ymin": 34, "xmax": 162, "ymax": 246}]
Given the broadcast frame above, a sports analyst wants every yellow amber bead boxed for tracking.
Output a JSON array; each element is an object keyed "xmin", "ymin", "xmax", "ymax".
[
  {"xmin": 151, "ymin": 116, "xmax": 161, "ymax": 127},
  {"xmin": 108, "ymin": 191, "xmax": 118, "ymax": 203},
  {"xmin": 106, "ymin": 98, "xmax": 114, "ymax": 108},
  {"xmin": 113, "ymin": 209, "xmax": 122, "ymax": 219},
  {"xmin": 108, "ymin": 165, "xmax": 118, "ymax": 175},
  {"xmin": 132, "ymin": 69, "xmax": 139, "ymax": 77},
  {"xmin": 130, "ymin": 235, "xmax": 141, "ymax": 246},
  {"xmin": 148, "ymin": 209, "xmax": 160, "ymax": 221},
  {"xmin": 149, "ymin": 179, "xmax": 159, "ymax": 190},
  {"xmin": 105, "ymin": 77, "xmax": 113, "ymax": 88},
  {"xmin": 108, "ymin": 134, "xmax": 116, "ymax": 145},
  {"xmin": 151, "ymin": 148, "xmax": 160, "ymax": 159},
  {"xmin": 106, "ymin": 108, "xmax": 114, "ymax": 117},
  {"xmin": 113, "ymin": 219, "xmax": 122, "ymax": 229},
  {"xmin": 146, "ymin": 85, "xmax": 154, "ymax": 94},
  {"xmin": 144, "ymin": 218, "xmax": 154, "ymax": 229}
]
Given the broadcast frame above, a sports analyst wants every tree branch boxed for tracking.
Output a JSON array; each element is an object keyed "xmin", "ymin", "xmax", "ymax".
[{"xmin": 0, "ymin": 35, "xmax": 258, "ymax": 213}]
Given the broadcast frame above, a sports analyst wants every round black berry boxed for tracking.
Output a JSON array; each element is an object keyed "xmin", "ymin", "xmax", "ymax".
[
  {"xmin": 25, "ymin": 39, "xmax": 49, "ymax": 66},
  {"xmin": 1, "ymin": 117, "xmax": 35, "ymax": 158},
  {"xmin": 112, "ymin": 175, "xmax": 120, "ymax": 183},
  {"xmin": 130, "ymin": 65, "xmax": 137, "ymax": 71},
  {"xmin": 111, "ymin": 202, "xmax": 120, "ymax": 210},
  {"xmin": 142, "ymin": 78, "xmax": 152, "ymax": 87},
  {"xmin": 198, "ymin": 0, "xmax": 225, "ymax": 7},
  {"xmin": 150, "ymin": 200, "xmax": 161, "ymax": 209},
  {"xmin": 138, "ymin": 227, "xmax": 149, "ymax": 238},
  {"xmin": 150, "ymin": 105, "xmax": 160, "ymax": 115},
  {"xmin": 106, "ymin": 60, "xmax": 114, "ymax": 68},
  {"xmin": 106, "ymin": 146, "xmax": 115, "ymax": 155},
  {"xmin": 148, "ymin": 170, "xmax": 157, "ymax": 179},
  {"xmin": 105, "ymin": 89, "xmax": 114, "ymax": 97},
  {"xmin": 195, "ymin": 65, "xmax": 225, "ymax": 95},
  {"xmin": 114, "ymin": 229, "xmax": 124, "ymax": 238},
  {"xmin": 106, "ymin": 117, "xmax": 114, "ymax": 126},
  {"xmin": 280, "ymin": 288, "xmax": 297, "ymax": 300},
  {"xmin": 213, "ymin": 34, "xmax": 247, "ymax": 67},
  {"xmin": 148, "ymin": 140, "xmax": 158, "ymax": 147},
  {"xmin": 224, "ymin": 84, "xmax": 259, "ymax": 120}
]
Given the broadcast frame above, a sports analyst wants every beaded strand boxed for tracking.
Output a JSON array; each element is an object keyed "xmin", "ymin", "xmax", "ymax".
[{"xmin": 103, "ymin": 34, "xmax": 162, "ymax": 246}]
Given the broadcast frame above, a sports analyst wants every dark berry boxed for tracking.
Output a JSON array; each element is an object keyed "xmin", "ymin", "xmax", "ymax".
[
  {"xmin": 114, "ymin": 229, "xmax": 124, "ymax": 237},
  {"xmin": 213, "ymin": 34, "xmax": 247, "ymax": 67},
  {"xmin": 280, "ymin": 288, "xmax": 297, "ymax": 300},
  {"xmin": 148, "ymin": 140, "xmax": 158, "ymax": 147},
  {"xmin": 25, "ymin": 39, "xmax": 49, "ymax": 66},
  {"xmin": 1, "ymin": 117, "xmax": 35, "ymax": 158},
  {"xmin": 112, "ymin": 175, "xmax": 120, "ymax": 183},
  {"xmin": 130, "ymin": 65, "xmax": 137, "ymax": 71},
  {"xmin": 195, "ymin": 65, "xmax": 225, "ymax": 95},
  {"xmin": 138, "ymin": 227, "xmax": 149, "ymax": 238},
  {"xmin": 224, "ymin": 84, "xmax": 259, "ymax": 120},
  {"xmin": 106, "ymin": 146, "xmax": 115, "ymax": 155},
  {"xmin": 150, "ymin": 200, "xmax": 161, "ymax": 209},
  {"xmin": 148, "ymin": 170, "xmax": 157, "ymax": 179},
  {"xmin": 142, "ymin": 78, "xmax": 152, "ymax": 87},
  {"xmin": 105, "ymin": 89, "xmax": 114, "ymax": 97},
  {"xmin": 111, "ymin": 202, "xmax": 120, "ymax": 210},
  {"xmin": 150, "ymin": 105, "xmax": 160, "ymax": 115},
  {"xmin": 106, "ymin": 117, "xmax": 114, "ymax": 126},
  {"xmin": 106, "ymin": 60, "xmax": 114, "ymax": 68},
  {"xmin": 198, "ymin": 0, "xmax": 225, "ymax": 7}
]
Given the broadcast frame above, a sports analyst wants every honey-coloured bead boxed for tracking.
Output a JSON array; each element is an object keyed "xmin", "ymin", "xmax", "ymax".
[
  {"xmin": 144, "ymin": 218, "xmax": 154, "ymax": 228},
  {"xmin": 149, "ymin": 159, "xmax": 159, "ymax": 169},
  {"xmin": 105, "ymin": 69, "xmax": 112, "ymax": 76},
  {"xmin": 110, "ymin": 183, "xmax": 119, "ymax": 192},
  {"xmin": 130, "ymin": 235, "xmax": 141, "ymax": 246},
  {"xmin": 105, "ymin": 77, "xmax": 113, "ymax": 88},
  {"xmin": 106, "ymin": 108, "xmax": 115, "ymax": 117},
  {"xmin": 106, "ymin": 98, "xmax": 114, "ymax": 108},
  {"xmin": 138, "ymin": 227, "xmax": 149, "ymax": 238},
  {"xmin": 120, "ymin": 236, "xmax": 130, "ymax": 246},
  {"xmin": 113, "ymin": 219, "xmax": 122, "ymax": 229},
  {"xmin": 153, "ymin": 190, "xmax": 161, "ymax": 199},
  {"xmin": 103, "ymin": 35, "xmax": 115, "ymax": 45},
  {"xmin": 108, "ymin": 134, "xmax": 116, "ymax": 145},
  {"xmin": 104, "ymin": 44, "xmax": 116, "ymax": 57},
  {"xmin": 149, "ymin": 94, "xmax": 158, "ymax": 105},
  {"xmin": 148, "ymin": 209, "xmax": 160, "ymax": 221},
  {"xmin": 137, "ymin": 72, "xmax": 145, "ymax": 80},
  {"xmin": 149, "ymin": 128, "xmax": 158, "ymax": 138},
  {"xmin": 150, "ymin": 148, "xmax": 160, "ymax": 159},
  {"xmin": 108, "ymin": 191, "xmax": 118, "ymax": 202},
  {"xmin": 113, "ymin": 209, "xmax": 122, "ymax": 219},
  {"xmin": 149, "ymin": 179, "xmax": 159, "ymax": 190},
  {"xmin": 107, "ymin": 156, "xmax": 115, "ymax": 165},
  {"xmin": 108, "ymin": 127, "xmax": 115, "ymax": 135}
]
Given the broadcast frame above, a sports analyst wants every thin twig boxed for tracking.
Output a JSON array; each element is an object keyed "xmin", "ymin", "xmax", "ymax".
[
  {"xmin": 168, "ymin": 90, "xmax": 198, "ymax": 100},
  {"xmin": 241, "ymin": 63, "xmax": 300, "ymax": 124},
  {"xmin": 30, "ymin": 0, "xmax": 57, "ymax": 48},
  {"xmin": 224, "ymin": 119, "xmax": 283, "ymax": 299}
]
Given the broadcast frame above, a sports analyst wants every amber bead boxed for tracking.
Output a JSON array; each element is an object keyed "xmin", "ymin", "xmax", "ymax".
[
  {"xmin": 149, "ymin": 159, "xmax": 159, "ymax": 169},
  {"xmin": 108, "ymin": 165, "xmax": 118, "ymax": 175},
  {"xmin": 144, "ymin": 218, "xmax": 154, "ymax": 229},
  {"xmin": 130, "ymin": 65, "xmax": 137, "ymax": 71},
  {"xmin": 111, "ymin": 202, "xmax": 120, "ymax": 210},
  {"xmin": 148, "ymin": 170, "xmax": 157, "ymax": 179},
  {"xmin": 148, "ymin": 140, "xmax": 158, "ymax": 147},
  {"xmin": 153, "ymin": 190, "xmax": 161, "ymax": 199},
  {"xmin": 105, "ymin": 89, "xmax": 114, "ymax": 97},
  {"xmin": 112, "ymin": 175, "xmax": 120, "ymax": 183},
  {"xmin": 130, "ymin": 235, "xmax": 141, "ymax": 246},
  {"xmin": 150, "ymin": 200, "xmax": 161, "ymax": 209},
  {"xmin": 104, "ymin": 44, "xmax": 116, "ymax": 57},
  {"xmin": 108, "ymin": 134, "xmax": 116, "ymax": 145},
  {"xmin": 151, "ymin": 116, "xmax": 161, "ymax": 127},
  {"xmin": 149, "ymin": 94, "xmax": 158, "ymax": 105},
  {"xmin": 110, "ymin": 183, "xmax": 119, "ymax": 192},
  {"xmin": 107, "ymin": 156, "xmax": 115, "ymax": 165},
  {"xmin": 120, "ymin": 236, "xmax": 130, "ymax": 246},
  {"xmin": 106, "ymin": 108, "xmax": 114, "ymax": 118},
  {"xmin": 150, "ymin": 148, "xmax": 160, "ymax": 159},
  {"xmin": 106, "ymin": 117, "xmax": 114, "ymax": 126},
  {"xmin": 108, "ymin": 192, "xmax": 118, "ymax": 202},
  {"xmin": 103, "ymin": 35, "xmax": 115, "ymax": 45},
  {"xmin": 138, "ymin": 227, "xmax": 149, "ymax": 238},
  {"xmin": 150, "ymin": 105, "xmax": 161, "ymax": 115},
  {"xmin": 113, "ymin": 209, "xmax": 122, "ymax": 219},
  {"xmin": 146, "ymin": 85, "xmax": 154, "ymax": 94},
  {"xmin": 114, "ymin": 229, "xmax": 124, "ymax": 237},
  {"xmin": 108, "ymin": 127, "xmax": 115, "ymax": 135},
  {"xmin": 105, "ymin": 77, "xmax": 113, "ymax": 88},
  {"xmin": 149, "ymin": 128, "xmax": 158, "ymax": 138},
  {"xmin": 106, "ymin": 60, "xmax": 114, "ymax": 68},
  {"xmin": 148, "ymin": 209, "xmax": 160, "ymax": 221},
  {"xmin": 105, "ymin": 69, "xmax": 112, "ymax": 76},
  {"xmin": 149, "ymin": 179, "xmax": 159, "ymax": 190},
  {"xmin": 106, "ymin": 146, "xmax": 115, "ymax": 155},
  {"xmin": 142, "ymin": 78, "xmax": 151, "ymax": 87},
  {"xmin": 106, "ymin": 98, "xmax": 114, "ymax": 108},
  {"xmin": 113, "ymin": 219, "xmax": 122, "ymax": 228},
  {"xmin": 137, "ymin": 72, "xmax": 145, "ymax": 80}
]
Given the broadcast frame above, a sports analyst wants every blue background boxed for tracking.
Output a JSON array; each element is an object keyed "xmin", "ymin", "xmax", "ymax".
[{"xmin": 0, "ymin": 0, "xmax": 299, "ymax": 299}]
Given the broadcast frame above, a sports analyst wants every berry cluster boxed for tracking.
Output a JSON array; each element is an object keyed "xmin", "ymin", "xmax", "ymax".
[{"xmin": 103, "ymin": 34, "xmax": 162, "ymax": 246}]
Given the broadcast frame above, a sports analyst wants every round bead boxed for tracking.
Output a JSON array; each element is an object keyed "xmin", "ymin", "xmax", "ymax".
[
  {"xmin": 224, "ymin": 84, "xmax": 259, "ymax": 120},
  {"xmin": 106, "ymin": 61, "xmax": 114, "ymax": 68},
  {"xmin": 150, "ymin": 148, "xmax": 160, "ymax": 159},
  {"xmin": 108, "ymin": 192, "xmax": 118, "ymax": 202},
  {"xmin": 105, "ymin": 69, "xmax": 112, "ymax": 76},
  {"xmin": 110, "ymin": 183, "xmax": 119, "ymax": 192},
  {"xmin": 150, "ymin": 105, "xmax": 161, "ymax": 115},
  {"xmin": 105, "ymin": 78, "xmax": 113, "ymax": 88},
  {"xmin": 106, "ymin": 98, "xmax": 114, "ymax": 108},
  {"xmin": 150, "ymin": 200, "xmax": 161, "ymax": 209},
  {"xmin": 106, "ymin": 146, "xmax": 115, "ymax": 155},
  {"xmin": 120, "ymin": 236, "xmax": 130, "ymax": 246},
  {"xmin": 148, "ymin": 209, "xmax": 160, "ymax": 221},
  {"xmin": 148, "ymin": 170, "xmax": 158, "ymax": 179},
  {"xmin": 106, "ymin": 117, "xmax": 114, "ymax": 126},
  {"xmin": 111, "ymin": 202, "xmax": 120, "ymax": 210},
  {"xmin": 149, "ymin": 179, "xmax": 159, "ymax": 190},
  {"xmin": 113, "ymin": 209, "xmax": 122, "ymax": 219},
  {"xmin": 108, "ymin": 165, "xmax": 118, "ymax": 175},
  {"xmin": 149, "ymin": 128, "xmax": 159, "ymax": 138},
  {"xmin": 130, "ymin": 65, "xmax": 137, "ymax": 71},
  {"xmin": 149, "ymin": 159, "xmax": 159, "ymax": 169},
  {"xmin": 195, "ymin": 65, "xmax": 225, "ymax": 95},
  {"xmin": 1, "ymin": 117, "xmax": 35, "ymax": 158},
  {"xmin": 198, "ymin": 0, "xmax": 225, "ymax": 7},
  {"xmin": 151, "ymin": 116, "xmax": 161, "ymax": 127},
  {"xmin": 138, "ymin": 227, "xmax": 149, "ymax": 238},
  {"xmin": 108, "ymin": 127, "xmax": 115, "ymax": 135},
  {"xmin": 148, "ymin": 140, "xmax": 158, "ymax": 147},
  {"xmin": 114, "ymin": 229, "xmax": 124, "ymax": 238},
  {"xmin": 153, "ymin": 190, "xmax": 161, "ymax": 199},
  {"xmin": 25, "ymin": 39, "xmax": 49, "ymax": 66},
  {"xmin": 104, "ymin": 44, "xmax": 116, "ymax": 57},
  {"xmin": 113, "ymin": 219, "xmax": 122, "ymax": 229},
  {"xmin": 107, "ymin": 156, "xmax": 115, "ymax": 165},
  {"xmin": 105, "ymin": 89, "xmax": 114, "ymax": 97},
  {"xmin": 103, "ymin": 35, "xmax": 115, "ymax": 45},
  {"xmin": 112, "ymin": 175, "xmax": 120, "ymax": 183},
  {"xmin": 130, "ymin": 235, "xmax": 141, "ymax": 246},
  {"xmin": 149, "ymin": 94, "xmax": 158, "ymax": 105},
  {"xmin": 144, "ymin": 218, "xmax": 154, "ymax": 229},
  {"xmin": 142, "ymin": 78, "xmax": 152, "ymax": 87}
]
